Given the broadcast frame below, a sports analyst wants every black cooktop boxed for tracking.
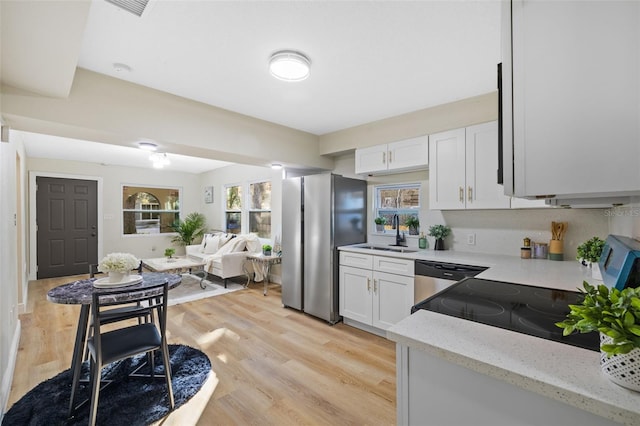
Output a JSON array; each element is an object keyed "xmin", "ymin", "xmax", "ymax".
[{"xmin": 412, "ymin": 277, "xmax": 600, "ymax": 352}]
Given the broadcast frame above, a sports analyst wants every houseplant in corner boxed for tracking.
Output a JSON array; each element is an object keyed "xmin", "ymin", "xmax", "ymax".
[
  {"xmin": 428, "ymin": 224, "xmax": 451, "ymax": 251},
  {"xmin": 374, "ymin": 216, "xmax": 387, "ymax": 233},
  {"xmin": 556, "ymin": 282, "xmax": 640, "ymax": 391},
  {"xmin": 576, "ymin": 236, "xmax": 605, "ymax": 280},
  {"xmin": 170, "ymin": 212, "xmax": 207, "ymax": 246},
  {"xmin": 405, "ymin": 216, "xmax": 420, "ymax": 235}
]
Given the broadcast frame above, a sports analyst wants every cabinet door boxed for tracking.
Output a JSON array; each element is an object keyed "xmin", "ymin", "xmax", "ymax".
[
  {"xmin": 428, "ymin": 128, "xmax": 466, "ymax": 210},
  {"xmin": 510, "ymin": 0, "xmax": 640, "ymax": 198},
  {"xmin": 355, "ymin": 144, "xmax": 388, "ymax": 174},
  {"xmin": 371, "ymin": 271, "xmax": 414, "ymax": 330},
  {"xmin": 465, "ymin": 121, "xmax": 511, "ymax": 209},
  {"xmin": 387, "ymin": 136, "xmax": 428, "ymax": 172},
  {"xmin": 339, "ymin": 266, "xmax": 372, "ymax": 324}
]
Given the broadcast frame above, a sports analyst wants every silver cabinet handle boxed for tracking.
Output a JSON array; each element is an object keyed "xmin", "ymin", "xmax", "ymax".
[
  {"xmin": 382, "ymin": 152, "xmax": 386, "ymax": 165},
  {"xmin": 459, "ymin": 187, "xmax": 464, "ymax": 202},
  {"xmin": 388, "ymin": 151, "xmax": 392, "ymax": 163},
  {"xmin": 373, "ymin": 279, "xmax": 378, "ymax": 294},
  {"xmin": 367, "ymin": 277, "xmax": 371, "ymax": 292},
  {"xmin": 468, "ymin": 186, "xmax": 473, "ymax": 202}
]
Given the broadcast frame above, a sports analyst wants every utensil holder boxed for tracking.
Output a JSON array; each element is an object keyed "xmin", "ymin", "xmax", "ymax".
[{"xmin": 549, "ymin": 240, "xmax": 564, "ymax": 261}]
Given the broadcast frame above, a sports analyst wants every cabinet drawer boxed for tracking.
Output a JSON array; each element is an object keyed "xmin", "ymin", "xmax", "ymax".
[
  {"xmin": 340, "ymin": 251, "xmax": 374, "ymax": 269},
  {"xmin": 373, "ymin": 256, "xmax": 414, "ymax": 277}
]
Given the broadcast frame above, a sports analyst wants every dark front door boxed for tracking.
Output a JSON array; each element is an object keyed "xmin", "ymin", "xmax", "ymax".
[{"xmin": 36, "ymin": 177, "xmax": 98, "ymax": 278}]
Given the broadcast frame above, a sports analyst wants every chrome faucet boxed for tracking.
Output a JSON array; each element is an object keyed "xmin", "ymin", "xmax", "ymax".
[{"xmin": 393, "ymin": 214, "xmax": 406, "ymax": 246}]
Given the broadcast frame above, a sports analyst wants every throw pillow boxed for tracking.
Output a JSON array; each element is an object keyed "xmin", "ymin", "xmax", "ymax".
[{"xmin": 203, "ymin": 235, "xmax": 220, "ymax": 254}]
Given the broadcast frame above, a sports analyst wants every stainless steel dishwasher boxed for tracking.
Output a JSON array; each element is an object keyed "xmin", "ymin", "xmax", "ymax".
[{"xmin": 414, "ymin": 259, "xmax": 488, "ymax": 304}]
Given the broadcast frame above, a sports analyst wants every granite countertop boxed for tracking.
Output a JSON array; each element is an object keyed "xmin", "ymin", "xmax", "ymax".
[{"xmin": 336, "ymin": 244, "xmax": 640, "ymax": 425}]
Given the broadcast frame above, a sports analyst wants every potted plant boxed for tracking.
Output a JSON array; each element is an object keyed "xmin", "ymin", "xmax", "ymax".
[
  {"xmin": 262, "ymin": 244, "xmax": 272, "ymax": 256},
  {"xmin": 98, "ymin": 252, "xmax": 139, "ymax": 283},
  {"xmin": 556, "ymin": 282, "xmax": 640, "ymax": 391},
  {"xmin": 576, "ymin": 236, "xmax": 605, "ymax": 279},
  {"xmin": 170, "ymin": 212, "xmax": 207, "ymax": 246},
  {"xmin": 405, "ymin": 216, "xmax": 420, "ymax": 235},
  {"xmin": 374, "ymin": 216, "xmax": 387, "ymax": 233},
  {"xmin": 428, "ymin": 224, "xmax": 451, "ymax": 251},
  {"xmin": 164, "ymin": 248, "xmax": 176, "ymax": 260}
]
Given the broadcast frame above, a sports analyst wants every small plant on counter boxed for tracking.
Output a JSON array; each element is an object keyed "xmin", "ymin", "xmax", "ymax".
[
  {"xmin": 576, "ymin": 236, "xmax": 605, "ymax": 266},
  {"xmin": 262, "ymin": 244, "xmax": 272, "ymax": 256},
  {"xmin": 428, "ymin": 224, "xmax": 451, "ymax": 239},
  {"xmin": 374, "ymin": 216, "xmax": 387, "ymax": 225},
  {"xmin": 405, "ymin": 216, "xmax": 420, "ymax": 235},
  {"xmin": 556, "ymin": 282, "xmax": 640, "ymax": 355}
]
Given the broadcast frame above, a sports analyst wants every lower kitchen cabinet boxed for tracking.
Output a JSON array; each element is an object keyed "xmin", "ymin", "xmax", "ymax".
[{"xmin": 339, "ymin": 252, "xmax": 414, "ymax": 335}]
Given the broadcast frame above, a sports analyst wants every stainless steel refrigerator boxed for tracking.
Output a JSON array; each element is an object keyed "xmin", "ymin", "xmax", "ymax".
[{"xmin": 281, "ymin": 173, "xmax": 367, "ymax": 323}]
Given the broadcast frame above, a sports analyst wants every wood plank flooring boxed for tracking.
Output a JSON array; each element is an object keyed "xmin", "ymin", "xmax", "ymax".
[{"xmin": 7, "ymin": 275, "xmax": 396, "ymax": 425}]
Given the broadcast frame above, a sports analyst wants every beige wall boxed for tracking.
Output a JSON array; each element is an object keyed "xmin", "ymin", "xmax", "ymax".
[
  {"xmin": 319, "ymin": 92, "xmax": 497, "ymax": 154},
  {"xmin": 26, "ymin": 157, "xmax": 201, "ymax": 272}
]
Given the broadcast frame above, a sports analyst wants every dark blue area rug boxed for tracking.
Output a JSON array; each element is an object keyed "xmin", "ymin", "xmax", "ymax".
[{"xmin": 2, "ymin": 344, "xmax": 211, "ymax": 426}]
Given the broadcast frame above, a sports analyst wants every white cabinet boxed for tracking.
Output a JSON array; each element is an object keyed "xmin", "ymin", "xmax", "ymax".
[
  {"xmin": 339, "ymin": 252, "xmax": 414, "ymax": 333},
  {"xmin": 502, "ymin": 0, "xmax": 640, "ymax": 202},
  {"xmin": 355, "ymin": 136, "xmax": 428, "ymax": 175},
  {"xmin": 429, "ymin": 121, "xmax": 511, "ymax": 210}
]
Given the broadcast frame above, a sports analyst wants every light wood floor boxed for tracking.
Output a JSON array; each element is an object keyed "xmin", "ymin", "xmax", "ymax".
[{"xmin": 8, "ymin": 275, "xmax": 397, "ymax": 425}]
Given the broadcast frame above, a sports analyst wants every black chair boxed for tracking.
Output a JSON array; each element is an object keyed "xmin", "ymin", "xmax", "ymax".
[{"xmin": 83, "ymin": 280, "xmax": 174, "ymax": 425}]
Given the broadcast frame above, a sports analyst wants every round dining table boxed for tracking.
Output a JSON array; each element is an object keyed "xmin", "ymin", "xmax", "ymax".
[{"xmin": 47, "ymin": 272, "xmax": 181, "ymax": 415}]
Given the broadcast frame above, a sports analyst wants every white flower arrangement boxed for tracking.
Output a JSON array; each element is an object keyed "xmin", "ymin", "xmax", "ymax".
[{"xmin": 98, "ymin": 252, "xmax": 139, "ymax": 273}]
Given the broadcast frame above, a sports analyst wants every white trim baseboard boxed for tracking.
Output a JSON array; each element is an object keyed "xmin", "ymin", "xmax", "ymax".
[{"xmin": 1, "ymin": 320, "xmax": 21, "ymax": 419}]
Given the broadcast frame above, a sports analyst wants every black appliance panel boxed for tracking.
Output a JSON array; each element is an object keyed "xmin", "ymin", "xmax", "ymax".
[{"xmin": 412, "ymin": 277, "xmax": 599, "ymax": 352}]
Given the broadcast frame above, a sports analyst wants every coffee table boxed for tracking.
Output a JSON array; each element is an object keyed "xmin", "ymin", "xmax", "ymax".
[{"xmin": 142, "ymin": 256, "xmax": 205, "ymax": 275}]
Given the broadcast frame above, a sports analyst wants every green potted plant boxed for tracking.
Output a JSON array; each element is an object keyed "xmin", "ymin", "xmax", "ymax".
[
  {"xmin": 576, "ymin": 236, "xmax": 605, "ymax": 279},
  {"xmin": 556, "ymin": 282, "xmax": 640, "ymax": 391},
  {"xmin": 405, "ymin": 216, "xmax": 420, "ymax": 235},
  {"xmin": 170, "ymin": 212, "xmax": 207, "ymax": 246},
  {"xmin": 164, "ymin": 248, "xmax": 176, "ymax": 260},
  {"xmin": 374, "ymin": 216, "xmax": 387, "ymax": 233},
  {"xmin": 428, "ymin": 224, "xmax": 451, "ymax": 251},
  {"xmin": 262, "ymin": 244, "xmax": 272, "ymax": 256}
]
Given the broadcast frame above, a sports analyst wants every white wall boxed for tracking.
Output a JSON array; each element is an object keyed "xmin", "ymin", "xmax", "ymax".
[
  {"xmin": 26, "ymin": 157, "xmax": 202, "ymax": 270},
  {"xmin": 0, "ymin": 128, "xmax": 26, "ymax": 417}
]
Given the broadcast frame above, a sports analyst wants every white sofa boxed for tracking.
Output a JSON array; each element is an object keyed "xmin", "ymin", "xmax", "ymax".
[{"xmin": 186, "ymin": 232, "xmax": 262, "ymax": 287}]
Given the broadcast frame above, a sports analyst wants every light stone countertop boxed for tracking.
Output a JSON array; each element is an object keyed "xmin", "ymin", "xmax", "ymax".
[{"xmin": 338, "ymin": 244, "xmax": 640, "ymax": 425}]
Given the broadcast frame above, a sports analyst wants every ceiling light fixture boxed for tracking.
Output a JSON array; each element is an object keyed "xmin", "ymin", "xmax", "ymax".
[
  {"xmin": 269, "ymin": 50, "xmax": 311, "ymax": 82},
  {"xmin": 138, "ymin": 141, "xmax": 158, "ymax": 151},
  {"xmin": 150, "ymin": 152, "xmax": 170, "ymax": 169},
  {"xmin": 271, "ymin": 163, "xmax": 283, "ymax": 170}
]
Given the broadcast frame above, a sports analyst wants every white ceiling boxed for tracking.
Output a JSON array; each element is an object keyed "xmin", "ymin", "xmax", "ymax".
[{"xmin": 3, "ymin": 0, "xmax": 501, "ymax": 172}]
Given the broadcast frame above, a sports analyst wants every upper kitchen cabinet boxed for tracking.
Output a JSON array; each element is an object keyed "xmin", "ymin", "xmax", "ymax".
[
  {"xmin": 429, "ymin": 121, "xmax": 511, "ymax": 210},
  {"xmin": 501, "ymin": 0, "xmax": 640, "ymax": 204},
  {"xmin": 355, "ymin": 136, "xmax": 428, "ymax": 175}
]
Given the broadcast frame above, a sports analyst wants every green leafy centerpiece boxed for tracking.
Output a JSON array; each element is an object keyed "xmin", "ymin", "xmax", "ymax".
[
  {"xmin": 576, "ymin": 236, "xmax": 605, "ymax": 279},
  {"xmin": 374, "ymin": 216, "xmax": 387, "ymax": 232},
  {"xmin": 556, "ymin": 281, "xmax": 640, "ymax": 391},
  {"xmin": 428, "ymin": 224, "xmax": 451, "ymax": 251}
]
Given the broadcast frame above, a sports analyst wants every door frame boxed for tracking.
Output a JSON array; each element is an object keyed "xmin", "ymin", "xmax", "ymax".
[{"xmin": 28, "ymin": 171, "xmax": 103, "ymax": 280}]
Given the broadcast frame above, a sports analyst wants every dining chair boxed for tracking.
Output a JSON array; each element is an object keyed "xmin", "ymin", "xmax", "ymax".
[{"xmin": 82, "ymin": 280, "xmax": 174, "ymax": 425}]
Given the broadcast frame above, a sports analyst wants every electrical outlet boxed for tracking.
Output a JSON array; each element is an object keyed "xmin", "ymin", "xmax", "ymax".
[{"xmin": 467, "ymin": 233, "xmax": 476, "ymax": 245}]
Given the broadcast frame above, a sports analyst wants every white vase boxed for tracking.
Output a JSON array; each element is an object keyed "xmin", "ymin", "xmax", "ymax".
[
  {"xmin": 108, "ymin": 271, "xmax": 126, "ymax": 283},
  {"xmin": 600, "ymin": 334, "xmax": 640, "ymax": 392}
]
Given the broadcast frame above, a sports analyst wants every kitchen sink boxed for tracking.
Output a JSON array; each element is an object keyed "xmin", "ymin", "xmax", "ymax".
[{"xmin": 357, "ymin": 245, "xmax": 417, "ymax": 254}]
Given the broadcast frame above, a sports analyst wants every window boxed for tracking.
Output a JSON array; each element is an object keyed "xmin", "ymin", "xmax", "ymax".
[
  {"xmin": 224, "ymin": 180, "xmax": 272, "ymax": 237},
  {"xmin": 225, "ymin": 184, "xmax": 242, "ymax": 234},
  {"xmin": 249, "ymin": 181, "xmax": 271, "ymax": 238},
  {"xmin": 374, "ymin": 183, "xmax": 420, "ymax": 233},
  {"xmin": 122, "ymin": 186, "xmax": 180, "ymax": 235}
]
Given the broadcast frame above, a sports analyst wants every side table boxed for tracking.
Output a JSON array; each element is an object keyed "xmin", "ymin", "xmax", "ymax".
[{"xmin": 246, "ymin": 254, "xmax": 282, "ymax": 296}]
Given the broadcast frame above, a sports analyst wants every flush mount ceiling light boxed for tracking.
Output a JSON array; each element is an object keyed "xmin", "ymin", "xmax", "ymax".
[
  {"xmin": 137, "ymin": 141, "xmax": 158, "ymax": 151},
  {"xmin": 113, "ymin": 62, "xmax": 132, "ymax": 73},
  {"xmin": 269, "ymin": 50, "xmax": 311, "ymax": 82},
  {"xmin": 149, "ymin": 152, "xmax": 170, "ymax": 169},
  {"xmin": 271, "ymin": 163, "xmax": 283, "ymax": 170}
]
